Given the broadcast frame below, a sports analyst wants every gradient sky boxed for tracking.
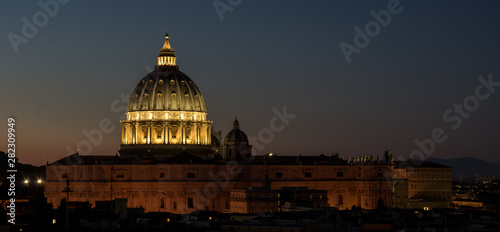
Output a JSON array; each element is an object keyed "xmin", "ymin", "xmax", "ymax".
[{"xmin": 1, "ymin": 1, "xmax": 500, "ymax": 166}]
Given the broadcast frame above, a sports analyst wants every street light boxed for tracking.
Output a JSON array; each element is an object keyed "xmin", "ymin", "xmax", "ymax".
[
  {"xmin": 37, "ymin": 179, "xmax": 42, "ymax": 184},
  {"xmin": 62, "ymin": 179, "xmax": 72, "ymax": 228},
  {"xmin": 24, "ymin": 179, "xmax": 29, "ymax": 184}
]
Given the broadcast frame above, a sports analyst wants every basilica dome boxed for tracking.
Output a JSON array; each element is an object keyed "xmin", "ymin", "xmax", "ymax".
[
  {"xmin": 119, "ymin": 32, "xmax": 215, "ymax": 160},
  {"xmin": 127, "ymin": 31, "xmax": 206, "ymax": 113},
  {"xmin": 127, "ymin": 69, "xmax": 206, "ymax": 112}
]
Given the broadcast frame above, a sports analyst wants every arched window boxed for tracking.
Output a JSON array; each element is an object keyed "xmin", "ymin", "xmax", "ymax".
[{"xmin": 338, "ymin": 195, "xmax": 343, "ymax": 205}]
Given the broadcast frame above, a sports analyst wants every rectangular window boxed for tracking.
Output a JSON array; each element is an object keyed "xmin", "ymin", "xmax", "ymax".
[
  {"xmin": 377, "ymin": 172, "xmax": 384, "ymax": 177},
  {"xmin": 62, "ymin": 172, "xmax": 68, "ymax": 179},
  {"xmin": 188, "ymin": 197, "xmax": 194, "ymax": 208},
  {"xmin": 337, "ymin": 172, "xmax": 344, "ymax": 177},
  {"xmin": 159, "ymin": 172, "xmax": 165, "ymax": 178},
  {"xmin": 304, "ymin": 172, "xmax": 312, "ymax": 178},
  {"xmin": 275, "ymin": 172, "xmax": 283, "ymax": 178},
  {"xmin": 187, "ymin": 172, "xmax": 195, "ymax": 178},
  {"xmin": 116, "ymin": 173, "xmax": 125, "ymax": 178}
]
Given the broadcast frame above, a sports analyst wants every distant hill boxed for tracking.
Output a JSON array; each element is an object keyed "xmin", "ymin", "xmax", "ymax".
[{"xmin": 425, "ymin": 157, "xmax": 500, "ymax": 176}]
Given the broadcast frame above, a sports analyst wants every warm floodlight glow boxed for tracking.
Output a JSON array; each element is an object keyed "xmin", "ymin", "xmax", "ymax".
[
  {"xmin": 37, "ymin": 179, "xmax": 42, "ymax": 184},
  {"xmin": 24, "ymin": 179, "xmax": 29, "ymax": 184},
  {"xmin": 157, "ymin": 32, "xmax": 177, "ymax": 66},
  {"xmin": 119, "ymin": 33, "xmax": 213, "ymax": 151}
]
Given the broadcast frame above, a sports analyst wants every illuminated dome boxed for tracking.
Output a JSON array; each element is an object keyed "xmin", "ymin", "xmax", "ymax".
[
  {"xmin": 127, "ymin": 68, "xmax": 206, "ymax": 112},
  {"xmin": 119, "ymin": 31, "xmax": 214, "ymax": 160}
]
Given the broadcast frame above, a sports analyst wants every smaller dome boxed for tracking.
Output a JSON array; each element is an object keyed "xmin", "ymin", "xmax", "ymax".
[{"xmin": 224, "ymin": 119, "xmax": 249, "ymax": 144}]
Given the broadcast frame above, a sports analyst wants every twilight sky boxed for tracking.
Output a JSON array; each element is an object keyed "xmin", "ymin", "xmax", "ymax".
[{"xmin": 1, "ymin": 0, "xmax": 500, "ymax": 166}]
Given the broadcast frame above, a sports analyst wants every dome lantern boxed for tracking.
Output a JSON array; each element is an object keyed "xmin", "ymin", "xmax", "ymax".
[
  {"xmin": 157, "ymin": 30, "xmax": 177, "ymax": 67},
  {"xmin": 233, "ymin": 117, "xmax": 239, "ymax": 130}
]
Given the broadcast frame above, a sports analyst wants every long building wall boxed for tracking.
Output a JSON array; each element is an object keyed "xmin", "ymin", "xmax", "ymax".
[{"xmin": 44, "ymin": 163, "xmax": 395, "ymax": 213}]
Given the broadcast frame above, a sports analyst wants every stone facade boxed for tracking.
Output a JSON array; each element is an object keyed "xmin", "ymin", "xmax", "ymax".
[
  {"xmin": 44, "ymin": 153, "xmax": 452, "ymax": 213},
  {"xmin": 406, "ymin": 163, "xmax": 453, "ymax": 209},
  {"xmin": 45, "ymin": 155, "xmax": 395, "ymax": 213}
]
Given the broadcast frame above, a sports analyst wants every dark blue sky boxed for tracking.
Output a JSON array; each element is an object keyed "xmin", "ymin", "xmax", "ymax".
[{"xmin": 1, "ymin": 1, "xmax": 500, "ymax": 165}]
